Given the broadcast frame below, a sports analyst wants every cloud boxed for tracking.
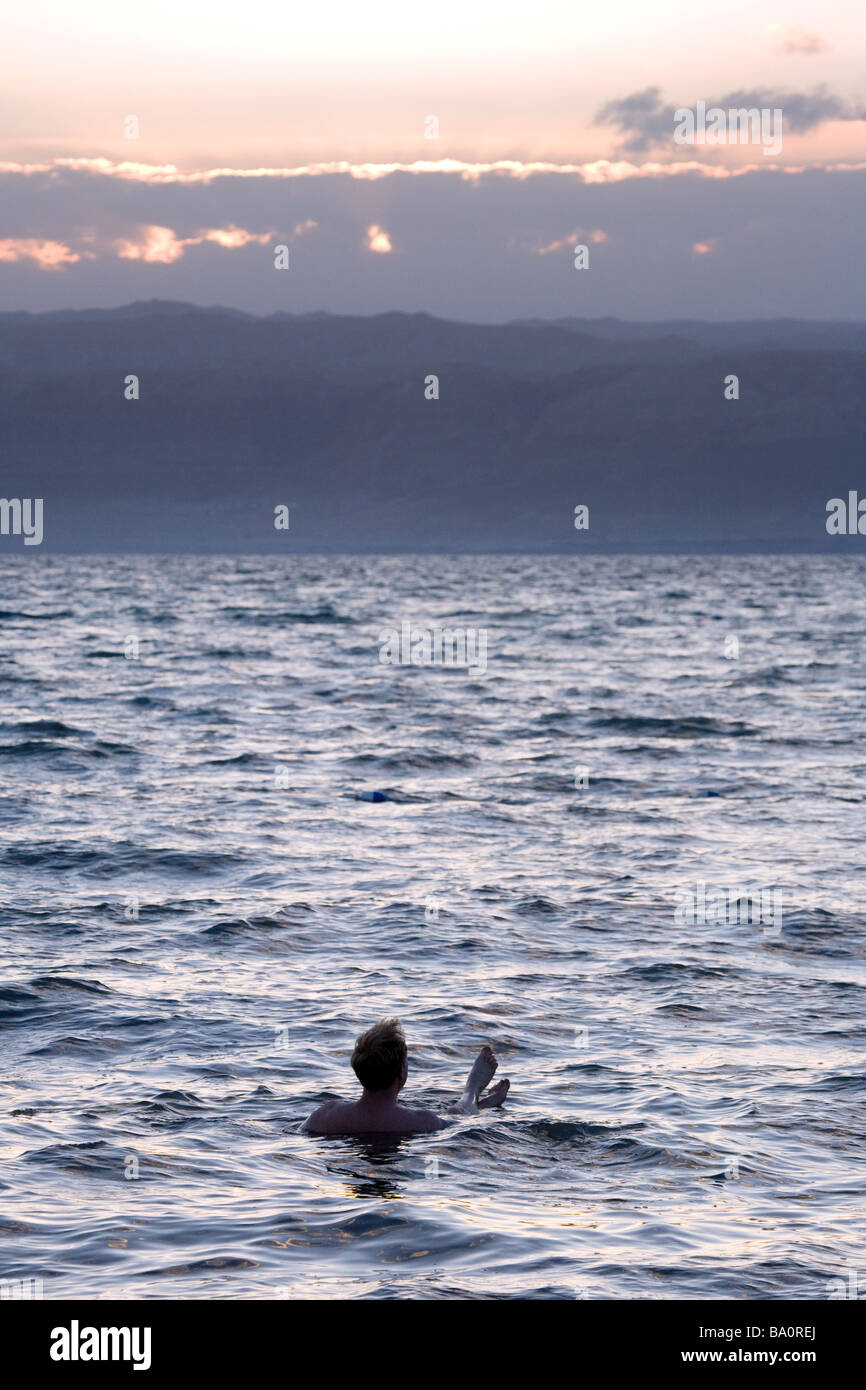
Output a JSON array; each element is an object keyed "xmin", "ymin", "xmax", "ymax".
[
  {"xmin": 366, "ymin": 224, "xmax": 392, "ymax": 253},
  {"xmin": 201, "ymin": 225, "xmax": 271, "ymax": 250},
  {"xmin": 115, "ymin": 225, "xmax": 187, "ymax": 263},
  {"xmin": 1, "ymin": 154, "xmax": 853, "ymax": 189},
  {"xmin": 0, "ymin": 163, "xmax": 863, "ymax": 320},
  {"xmin": 115, "ymin": 223, "xmax": 271, "ymax": 262},
  {"xmin": 753, "ymin": 86, "xmax": 865, "ymax": 133},
  {"xmin": 595, "ymin": 85, "xmax": 865, "ymax": 155},
  {"xmin": 536, "ymin": 228, "xmax": 608, "ymax": 255},
  {"xmin": 595, "ymin": 87, "xmax": 673, "ymax": 156},
  {"xmin": 774, "ymin": 27, "xmax": 830, "ymax": 56},
  {"xmin": 0, "ymin": 238, "xmax": 80, "ymax": 270}
]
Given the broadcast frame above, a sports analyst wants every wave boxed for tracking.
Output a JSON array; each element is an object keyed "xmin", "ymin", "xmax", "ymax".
[
  {"xmin": 0, "ymin": 719, "xmax": 85, "ymax": 736},
  {"xmin": 728, "ymin": 665, "xmax": 799, "ymax": 685},
  {"xmin": 29, "ymin": 1035, "xmax": 119, "ymax": 1057},
  {"xmin": 206, "ymin": 752, "xmax": 270, "ymax": 766},
  {"xmin": 126, "ymin": 695, "xmax": 175, "ymax": 708},
  {"xmin": 23, "ymin": 1141, "xmax": 127, "ymax": 1174},
  {"xmin": 1, "ymin": 845, "xmax": 243, "ymax": 874},
  {"xmin": 0, "ymin": 608, "xmax": 74, "ymax": 620},
  {"xmin": 222, "ymin": 603, "xmax": 353, "ymax": 625},
  {"xmin": 28, "ymin": 975, "xmax": 111, "ymax": 994},
  {"xmin": 617, "ymin": 962, "xmax": 732, "ymax": 982},
  {"xmin": 202, "ymin": 647, "xmax": 275, "ymax": 659},
  {"xmin": 514, "ymin": 895, "xmax": 560, "ymax": 915},
  {"xmin": 200, "ymin": 917, "xmax": 259, "ymax": 937},
  {"xmin": 814, "ymin": 1072, "xmax": 866, "ymax": 1094},
  {"xmin": 590, "ymin": 713, "xmax": 757, "ymax": 738},
  {"xmin": 346, "ymin": 750, "xmax": 476, "ymax": 770},
  {"xmin": 654, "ymin": 1003, "xmax": 713, "ymax": 1018},
  {"xmin": 0, "ymin": 738, "xmax": 135, "ymax": 760},
  {"xmin": 352, "ymin": 788, "xmax": 427, "ymax": 803}
]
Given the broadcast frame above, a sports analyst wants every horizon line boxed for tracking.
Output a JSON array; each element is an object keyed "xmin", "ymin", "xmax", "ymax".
[{"xmin": 3, "ymin": 299, "xmax": 866, "ymax": 328}]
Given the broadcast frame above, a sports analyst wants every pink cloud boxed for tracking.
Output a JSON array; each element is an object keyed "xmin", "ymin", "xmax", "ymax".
[
  {"xmin": 115, "ymin": 225, "xmax": 188, "ymax": 262},
  {"xmin": 366, "ymin": 224, "xmax": 392, "ymax": 253},
  {"xmin": 5, "ymin": 156, "xmax": 863, "ymax": 188},
  {"xmin": 0, "ymin": 238, "xmax": 80, "ymax": 270},
  {"xmin": 115, "ymin": 223, "xmax": 271, "ymax": 262},
  {"xmin": 537, "ymin": 227, "xmax": 608, "ymax": 255},
  {"xmin": 775, "ymin": 27, "xmax": 830, "ymax": 56},
  {"xmin": 200, "ymin": 225, "xmax": 271, "ymax": 249}
]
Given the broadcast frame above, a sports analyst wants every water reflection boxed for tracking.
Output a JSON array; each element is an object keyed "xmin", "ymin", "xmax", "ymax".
[{"xmin": 320, "ymin": 1135, "xmax": 412, "ymax": 1200}]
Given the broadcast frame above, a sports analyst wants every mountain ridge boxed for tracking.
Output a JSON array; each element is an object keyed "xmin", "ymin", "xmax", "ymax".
[{"xmin": 1, "ymin": 303, "xmax": 863, "ymax": 552}]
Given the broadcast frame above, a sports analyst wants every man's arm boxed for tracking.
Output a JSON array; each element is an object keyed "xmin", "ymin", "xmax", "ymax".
[{"xmin": 404, "ymin": 1107, "xmax": 450, "ymax": 1131}]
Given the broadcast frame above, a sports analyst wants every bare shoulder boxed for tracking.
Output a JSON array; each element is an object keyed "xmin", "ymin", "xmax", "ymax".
[{"xmin": 303, "ymin": 1099, "xmax": 350, "ymax": 1134}]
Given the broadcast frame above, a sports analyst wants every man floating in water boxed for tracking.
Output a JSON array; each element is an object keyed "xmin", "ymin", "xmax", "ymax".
[{"xmin": 304, "ymin": 1018, "xmax": 510, "ymax": 1134}]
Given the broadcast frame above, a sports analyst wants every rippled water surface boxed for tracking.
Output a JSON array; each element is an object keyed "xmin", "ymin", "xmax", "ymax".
[{"xmin": 1, "ymin": 554, "xmax": 864, "ymax": 1300}]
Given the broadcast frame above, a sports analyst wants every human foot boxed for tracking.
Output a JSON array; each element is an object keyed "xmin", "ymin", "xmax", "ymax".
[
  {"xmin": 464, "ymin": 1044, "xmax": 497, "ymax": 1101},
  {"xmin": 478, "ymin": 1078, "xmax": 510, "ymax": 1108}
]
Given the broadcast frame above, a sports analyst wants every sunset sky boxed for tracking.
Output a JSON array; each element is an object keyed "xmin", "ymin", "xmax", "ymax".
[{"xmin": 1, "ymin": 1, "xmax": 864, "ymax": 317}]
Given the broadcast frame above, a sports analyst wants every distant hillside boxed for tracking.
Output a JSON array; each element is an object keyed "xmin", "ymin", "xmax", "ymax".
[{"xmin": 0, "ymin": 302, "xmax": 863, "ymax": 552}]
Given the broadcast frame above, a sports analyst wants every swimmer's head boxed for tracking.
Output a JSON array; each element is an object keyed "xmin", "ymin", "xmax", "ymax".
[{"xmin": 351, "ymin": 1017, "xmax": 408, "ymax": 1092}]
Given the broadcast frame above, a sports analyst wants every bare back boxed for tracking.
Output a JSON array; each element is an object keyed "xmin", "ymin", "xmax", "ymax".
[{"xmin": 304, "ymin": 1098, "xmax": 447, "ymax": 1135}]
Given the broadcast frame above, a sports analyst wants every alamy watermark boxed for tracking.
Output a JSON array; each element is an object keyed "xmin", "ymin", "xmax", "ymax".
[
  {"xmin": 0, "ymin": 497, "xmax": 43, "ymax": 545},
  {"xmin": 674, "ymin": 882, "xmax": 783, "ymax": 934},
  {"xmin": 826, "ymin": 492, "xmax": 866, "ymax": 535},
  {"xmin": 379, "ymin": 621, "xmax": 488, "ymax": 675},
  {"xmin": 50, "ymin": 1323, "xmax": 152, "ymax": 1370},
  {"xmin": 0, "ymin": 1277, "xmax": 43, "ymax": 1298},
  {"xmin": 826, "ymin": 1268, "xmax": 864, "ymax": 1299},
  {"xmin": 674, "ymin": 101, "xmax": 783, "ymax": 156}
]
